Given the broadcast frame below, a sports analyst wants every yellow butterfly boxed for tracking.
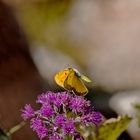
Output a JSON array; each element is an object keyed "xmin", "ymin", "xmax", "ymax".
[{"xmin": 54, "ymin": 68, "xmax": 91, "ymax": 96}]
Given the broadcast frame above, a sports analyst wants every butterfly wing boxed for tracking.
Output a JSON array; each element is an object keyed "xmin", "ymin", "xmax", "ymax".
[
  {"xmin": 54, "ymin": 69, "xmax": 70, "ymax": 88},
  {"xmin": 73, "ymin": 68, "xmax": 92, "ymax": 83},
  {"xmin": 64, "ymin": 69, "xmax": 88, "ymax": 96},
  {"xmin": 81, "ymin": 75, "xmax": 92, "ymax": 83}
]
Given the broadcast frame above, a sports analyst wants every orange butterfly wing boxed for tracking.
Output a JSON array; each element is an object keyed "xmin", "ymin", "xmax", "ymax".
[
  {"xmin": 54, "ymin": 69, "xmax": 70, "ymax": 88},
  {"xmin": 64, "ymin": 68, "xmax": 88, "ymax": 96}
]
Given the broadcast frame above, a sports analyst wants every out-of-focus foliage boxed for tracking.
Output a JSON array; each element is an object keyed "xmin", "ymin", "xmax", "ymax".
[
  {"xmin": 0, "ymin": 128, "xmax": 10, "ymax": 140},
  {"xmin": 12, "ymin": 0, "xmax": 84, "ymax": 66},
  {"xmin": 74, "ymin": 115, "xmax": 131, "ymax": 140},
  {"xmin": 134, "ymin": 104, "xmax": 140, "ymax": 127},
  {"xmin": 14, "ymin": 0, "xmax": 73, "ymax": 43},
  {"xmin": 93, "ymin": 116, "xmax": 131, "ymax": 140}
]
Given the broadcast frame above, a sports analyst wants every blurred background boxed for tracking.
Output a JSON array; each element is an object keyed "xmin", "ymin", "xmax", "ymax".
[{"xmin": 0, "ymin": 0, "xmax": 140, "ymax": 139}]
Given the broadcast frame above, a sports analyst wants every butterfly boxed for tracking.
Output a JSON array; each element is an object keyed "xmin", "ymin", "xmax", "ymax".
[{"xmin": 54, "ymin": 68, "xmax": 91, "ymax": 96}]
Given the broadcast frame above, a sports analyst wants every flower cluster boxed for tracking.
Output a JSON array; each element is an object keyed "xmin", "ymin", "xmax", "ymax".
[{"xmin": 21, "ymin": 91, "xmax": 102, "ymax": 140}]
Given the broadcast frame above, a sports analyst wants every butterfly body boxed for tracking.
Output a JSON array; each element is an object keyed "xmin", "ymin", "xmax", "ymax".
[{"xmin": 54, "ymin": 68, "xmax": 91, "ymax": 96}]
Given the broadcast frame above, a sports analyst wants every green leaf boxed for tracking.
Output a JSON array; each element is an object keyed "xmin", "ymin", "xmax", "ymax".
[{"xmin": 93, "ymin": 115, "xmax": 132, "ymax": 140}]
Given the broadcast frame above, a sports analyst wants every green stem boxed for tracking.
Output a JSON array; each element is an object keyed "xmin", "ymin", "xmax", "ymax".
[{"xmin": 6, "ymin": 121, "xmax": 25, "ymax": 136}]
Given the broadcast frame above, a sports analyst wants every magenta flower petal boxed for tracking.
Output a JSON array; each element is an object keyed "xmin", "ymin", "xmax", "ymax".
[
  {"xmin": 21, "ymin": 104, "xmax": 34, "ymax": 120},
  {"xmin": 49, "ymin": 134, "xmax": 63, "ymax": 140},
  {"xmin": 62, "ymin": 119, "xmax": 75, "ymax": 134},
  {"xmin": 30, "ymin": 118, "xmax": 42, "ymax": 131},
  {"xmin": 36, "ymin": 126, "xmax": 48, "ymax": 140},
  {"xmin": 55, "ymin": 114, "xmax": 66, "ymax": 127},
  {"xmin": 69, "ymin": 96, "xmax": 90, "ymax": 113},
  {"xmin": 81, "ymin": 111, "xmax": 102, "ymax": 125},
  {"xmin": 31, "ymin": 118, "xmax": 48, "ymax": 139},
  {"xmin": 21, "ymin": 91, "xmax": 102, "ymax": 140},
  {"xmin": 40, "ymin": 104, "xmax": 55, "ymax": 117}
]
